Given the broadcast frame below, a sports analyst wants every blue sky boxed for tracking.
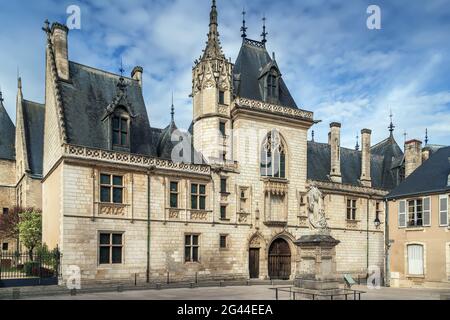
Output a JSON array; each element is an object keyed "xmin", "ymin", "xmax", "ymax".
[{"xmin": 0, "ymin": 0, "xmax": 449, "ymax": 148}]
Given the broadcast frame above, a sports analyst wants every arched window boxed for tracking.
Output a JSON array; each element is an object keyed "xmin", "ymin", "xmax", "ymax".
[
  {"xmin": 261, "ymin": 130, "xmax": 286, "ymax": 179},
  {"xmin": 111, "ymin": 107, "xmax": 130, "ymax": 148}
]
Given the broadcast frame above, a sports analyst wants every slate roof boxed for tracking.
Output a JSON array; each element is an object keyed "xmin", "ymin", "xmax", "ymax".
[
  {"xmin": 370, "ymin": 135, "xmax": 404, "ymax": 190},
  {"xmin": 0, "ymin": 95, "xmax": 15, "ymax": 161},
  {"xmin": 22, "ymin": 100, "xmax": 44, "ymax": 175},
  {"xmin": 387, "ymin": 146, "xmax": 450, "ymax": 199},
  {"xmin": 307, "ymin": 138, "xmax": 403, "ymax": 191},
  {"xmin": 233, "ymin": 39, "xmax": 298, "ymax": 109},
  {"xmin": 59, "ymin": 62, "xmax": 157, "ymax": 156}
]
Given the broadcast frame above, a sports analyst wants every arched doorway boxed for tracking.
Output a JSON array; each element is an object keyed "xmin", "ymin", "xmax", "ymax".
[{"xmin": 268, "ymin": 238, "xmax": 291, "ymax": 280}]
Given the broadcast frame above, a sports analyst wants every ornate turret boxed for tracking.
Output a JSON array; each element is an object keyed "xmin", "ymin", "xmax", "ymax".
[{"xmin": 192, "ymin": 0, "xmax": 233, "ymax": 164}]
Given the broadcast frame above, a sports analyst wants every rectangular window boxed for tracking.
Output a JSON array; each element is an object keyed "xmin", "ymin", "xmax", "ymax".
[
  {"xmin": 112, "ymin": 116, "xmax": 129, "ymax": 147},
  {"xmin": 220, "ymin": 205, "xmax": 227, "ymax": 220},
  {"xmin": 346, "ymin": 199, "xmax": 357, "ymax": 220},
  {"xmin": 185, "ymin": 234, "xmax": 199, "ymax": 263},
  {"xmin": 220, "ymin": 178, "xmax": 227, "ymax": 193},
  {"xmin": 408, "ymin": 199, "xmax": 424, "ymax": 227},
  {"xmin": 2, "ymin": 208, "xmax": 8, "ymax": 215},
  {"xmin": 191, "ymin": 184, "xmax": 206, "ymax": 210},
  {"xmin": 407, "ymin": 244, "xmax": 424, "ymax": 276},
  {"xmin": 2, "ymin": 243, "xmax": 8, "ymax": 251},
  {"xmin": 220, "ymin": 235, "xmax": 228, "ymax": 249},
  {"xmin": 170, "ymin": 182, "xmax": 179, "ymax": 209},
  {"xmin": 99, "ymin": 233, "xmax": 123, "ymax": 265},
  {"xmin": 219, "ymin": 122, "xmax": 226, "ymax": 137},
  {"xmin": 100, "ymin": 174, "xmax": 124, "ymax": 204},
  {"xmin": 440, "ymin": 195, "xmax": 449, "ymax": 226},
  {"xmin": 219, "ymin": 91, "xmax": 225, "ymax": 105}
]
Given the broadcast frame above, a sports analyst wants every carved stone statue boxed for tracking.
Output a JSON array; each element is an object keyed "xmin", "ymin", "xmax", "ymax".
[{"xmin": 307, "ymin": 185, "xmax": 330, "ymax": 234}]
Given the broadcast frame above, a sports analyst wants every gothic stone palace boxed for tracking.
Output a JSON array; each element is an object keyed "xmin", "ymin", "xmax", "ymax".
[{"xmin": 1, "ymin": 1, "xmax": 416, "ymax": 283}]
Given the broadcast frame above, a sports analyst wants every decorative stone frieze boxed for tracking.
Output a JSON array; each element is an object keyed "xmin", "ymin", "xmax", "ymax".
[
  {"xmin": 64, "ymin": 144, "xmax": 211, "ymax": 175},
  {"xmin": 99, "ymin": 204, "xmax": 126, "ymax": 216},
  {"xmin": 263, "ymin": 178, "xmax": 289, "ymax": 195},
  {"xmin": 190, "ymin": 210, "xmax": 209, "ymax": 221},
  {"xmin": 235, "ymin": 97, "xmax": 314, "ymax": 121}
]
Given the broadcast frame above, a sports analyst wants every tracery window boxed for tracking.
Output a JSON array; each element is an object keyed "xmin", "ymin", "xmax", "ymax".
[{"xmin": 261, "ymin": 130, "xmax": 286, "ymax": 179}]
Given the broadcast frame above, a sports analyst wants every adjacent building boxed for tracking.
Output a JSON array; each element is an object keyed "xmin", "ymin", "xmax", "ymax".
[{"xmin": 386, "ymin": 144, "xmax": 450, "ymax": 288}]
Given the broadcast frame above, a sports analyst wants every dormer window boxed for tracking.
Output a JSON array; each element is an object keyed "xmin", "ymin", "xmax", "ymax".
[
  {"xmin": 111, "ymin": 107, "xmax": 130, "ymax": 149},
  {"xmin": 267, "ymin": 74, "xmax": 277, "ymax": 98}
]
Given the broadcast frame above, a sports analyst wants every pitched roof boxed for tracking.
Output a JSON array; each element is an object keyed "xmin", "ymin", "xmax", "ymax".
[
  {"xmin": 22, "ymin": 100, "xmax": 44, "ymax": 175},
  {"xmin": 370, "ymin": 135, "xmax": 404, "ymax": 190},
  {"xmin": 233, "ymin": 39, "xmax": 298, "ymax": 109},
  {"xmin": 387, "ymin": 146, "xmax": 450, "ymax": 199},
  {"xmin": 59, "ymin": 62, "xmax": 157, "ymax": 156},
  {"xmin": 0, "ymin": 95, "xmax": 15, "ymax": 161},
  {"xmin": 307, "ymin": 139, "xmax": 403, "ymax": 191}
]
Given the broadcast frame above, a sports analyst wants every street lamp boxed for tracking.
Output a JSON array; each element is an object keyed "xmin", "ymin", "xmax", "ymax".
[{"xmin": 374, "ymin": 214, "xmax": 381, "ymax": 228}]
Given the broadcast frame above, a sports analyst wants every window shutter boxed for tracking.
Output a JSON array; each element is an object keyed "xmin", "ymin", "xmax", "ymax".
[
  {"xmin": 423, "ymin": 197, "xmax": 431, "ymax": 227},
  {"xmin": 398, "ymin": 200, "xmax": 406, "ymax": 228},
  {"xmin": 440, "ymin": 195, "xmax": 449, "ymax": 226}
]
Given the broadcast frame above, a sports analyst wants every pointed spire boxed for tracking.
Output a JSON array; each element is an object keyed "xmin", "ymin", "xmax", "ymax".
[
  {"xmin": 261, "ymin": 15, "xmax": 268, "ymax": 45},
  {"xmin": 241, "ymin": 8, "xmax": 247, "ymax": 38},
  {"xmin": 203, "ymin": 0, "xmax": 225, "ymax": 60},
  {"xmin": 311, "ymin": 130, "xmax": 315, "ymax": 142},
  {"xmin": 388, "ymin": 109, "xmax": 395, "ymax": 137},
  {"xmin": 425, "ymin": 128, "xmax": 429, "ymax": 145},
  {"xmin": 171, "ymin": 92, "xmax": 175, "ymax": 123},
  {"xmin": 355, "ymin": 134, "xmax": 360, "ymax": 151},
  {"xmin": 117, "ymin": 58, "xmax": 127, "ymax": 92}
]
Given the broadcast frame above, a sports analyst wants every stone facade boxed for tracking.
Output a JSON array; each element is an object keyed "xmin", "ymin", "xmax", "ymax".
[{"xmin": 1, "ymin": 1, "xmax": 406, "ymax": 285}]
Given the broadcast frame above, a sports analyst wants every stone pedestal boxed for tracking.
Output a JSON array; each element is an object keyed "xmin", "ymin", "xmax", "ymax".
[{"xmin": 294, "ymin": 234, "xmax": 341, "ymax": 292}]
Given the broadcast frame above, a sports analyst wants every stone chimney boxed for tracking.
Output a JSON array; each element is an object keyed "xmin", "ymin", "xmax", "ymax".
[
  {"xmin": 51, "ymin": 23, "xmax": 70, "ymax": 81},
  {"xmin": 131, "ymin": 66, "xmax": 143, "ymax": 87},
  {"xmin": 329, "ymin": 122, "xmax": 342, "ymax": 183},
  {"xmin": 405, "ymin": 139, "xmax": 423, "ymax": 178},
  {"xmin": 360, "ymin": 129, "xmax": 372, "ymax": 187},
  {"xmin": 422, "ymin": 147, "xmax": 431, "ymax": 162}
]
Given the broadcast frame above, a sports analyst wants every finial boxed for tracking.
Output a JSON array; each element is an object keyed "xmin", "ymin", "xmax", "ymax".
[
  {"xmin": 241, "ymin": 9, "xmax": 247, "ymax": 38},
  {"xmin": 171, "ymin": 92, "xmax": 175, "ymax": 123},
  {"xmin": 18, "ymin": 77, "xmax": 22, "ymax": 90},
  {"xmin": 42, "ymin": 19, "xmax": 51, "ymax": 35},
  {"xmin": 388, "ymin": 109, "xmax": 395, "ymax": 136},
  {"xmin": 0, "ymin": 86, "xmax": 3, "ymax": 104},
  {"xmin": 355, "ymin": 134, "xmax": 360, "ymax": 151},
  {"xmin": 311, "ymin": 130, "xmax": 315, "ymax": 142},
  {"xmin": 261, "ymin": 15, "xmax": 268, "ymax": 44},
  {"xmin": 119, "ymin": 58, "xmax": 125, "ymax": 78},
  {"xmin": 403, "ymin": 131, "xmax": 407, "ymax": 144},
  {"xmin": 425, "ymin": 128, "xmax": 429, "ymax": 145}
]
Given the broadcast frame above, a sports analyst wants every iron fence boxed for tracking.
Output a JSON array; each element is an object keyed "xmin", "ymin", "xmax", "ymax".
[{"xmin": 0, "ymin": 250, "xmax": 60, "ymax": 281}]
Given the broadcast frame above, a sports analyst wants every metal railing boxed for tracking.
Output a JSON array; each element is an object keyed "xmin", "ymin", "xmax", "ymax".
[
  {"xmin": 271, "ymin": 287, "xmax": 366, "ymax": 301},
  {"xmin": 0, "ymin": 251, "xmax": 60, "ymax": 281}
]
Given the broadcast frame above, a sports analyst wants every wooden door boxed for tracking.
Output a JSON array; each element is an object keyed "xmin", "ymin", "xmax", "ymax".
[
  {"xmin": 268, "ymin": 239, "xmax": 291, "ymax": 280},
  {"xmin": 249, "ymin": 249, "xmax": 260, "ymax": 279}
]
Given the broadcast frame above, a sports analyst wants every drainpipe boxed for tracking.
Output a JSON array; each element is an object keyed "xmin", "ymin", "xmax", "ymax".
[
  {"xmin": 146, "ymin": 166, "xmax": 155, "ymax": 283},
  {"xmin": 384, "ymin": 198, "xmax": 390, "ymax": 287},
  {"xmin": 366, "ymin": 196, "xmax": 370, "ymax": 277}
]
